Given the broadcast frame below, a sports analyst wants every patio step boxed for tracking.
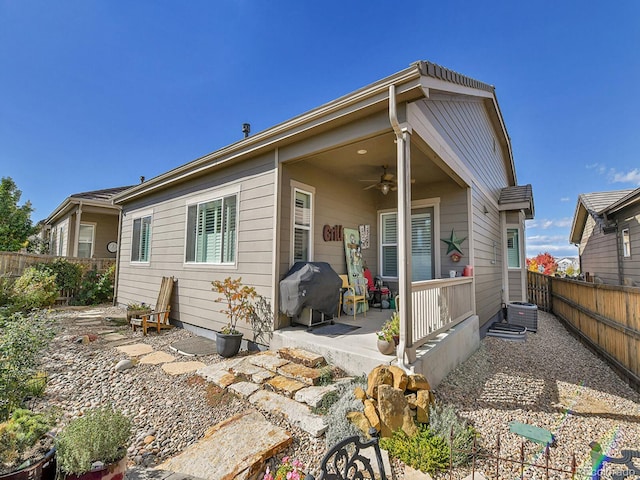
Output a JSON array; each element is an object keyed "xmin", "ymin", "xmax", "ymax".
[{"xmin": 196, "ymin": 349, "xmax": 336, "ymax": 437}]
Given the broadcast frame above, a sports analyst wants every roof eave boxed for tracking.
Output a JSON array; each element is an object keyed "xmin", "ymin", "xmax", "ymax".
[
  {"xmin": 569, "ymin": 201, "xmax": 588, "ymax": 245},
  {"xmin": 606, "ymin": 187, "xmax": 640, "ymax": 214},
  {"xmin": 45, "ymin": 197, "xmax": 120, "ymax": 225}
]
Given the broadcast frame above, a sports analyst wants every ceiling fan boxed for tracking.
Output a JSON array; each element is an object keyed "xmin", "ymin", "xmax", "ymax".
[{"xmin": 360, "ymin": 165, "xmax": 413, "ymax": 195}]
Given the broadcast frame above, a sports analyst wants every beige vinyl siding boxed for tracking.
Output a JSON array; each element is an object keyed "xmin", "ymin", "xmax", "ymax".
[
  {"xmin": 80, "ymin": 212, "xmax": 119, "ymax": 258},
  {"xmin": 415, "ymin": 95, "xmax": 510, "ymax": 195},
  {"xmin": 579, "ymin": 215, "xmax": 620, "ymax": 284},
  {"xmin": 117, "ymin": 153, "xmax": 276, "ymax": 336},
  {"xmin": 505, "ymin": 210, "xmax": 524, "ymax": 302},
  {"xmin": 508, "ymin": 271, "xmax": 523, "ymax": 301}
]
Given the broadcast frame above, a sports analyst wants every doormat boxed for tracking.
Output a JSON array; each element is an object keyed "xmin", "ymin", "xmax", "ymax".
[
  {"xmin": 170, "ymin": 337, "xmax": 217, "ymax": 356},
  {"xmin": 309, "ymin": 322, "xmax": 360, "ymax": 337}
]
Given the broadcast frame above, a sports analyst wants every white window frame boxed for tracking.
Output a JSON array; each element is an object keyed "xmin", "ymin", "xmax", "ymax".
[
  {"xmin": 184, "ymin": 185, "xmax": 240, "ymax": 267},
  {"xmin": 290, "ymin": 181, "xmax": 315, "ymax": 265},
  {"xmin": 378, "ymin": 198, "xmax": 440, "ymax": 281},
  {"xmin": 506, "ymin": 227, "xmax": 521, "ymax": 269},
  {"xmin": 622, "ymin": 228, "xmax": 631, "ymax": 258},
  {"xmin": 77, "ymin": 222, "xmax": 96, "ymax": 259},
  {"xmin": 130, "ymin": 209, "xmax": 153, "ymax": 264}
]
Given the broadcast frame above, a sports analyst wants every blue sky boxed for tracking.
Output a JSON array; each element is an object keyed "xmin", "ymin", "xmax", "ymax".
[{"xmin": 1, "ymin": 1, "xmax": 639, "ymax": 259}]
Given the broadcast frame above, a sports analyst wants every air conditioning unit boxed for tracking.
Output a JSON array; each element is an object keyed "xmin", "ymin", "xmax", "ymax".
[{"xmin": 507, "ymin": 302, "xmax": 538, "ymax": 332}]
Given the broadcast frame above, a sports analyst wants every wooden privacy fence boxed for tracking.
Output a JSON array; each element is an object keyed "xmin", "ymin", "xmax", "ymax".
[
  {"xmin": 528, "ymin": 271, "xmax": 640, "ymax": 390},
  {"xmin": 526, "ymin": 271, "xmax": 551, "ymax": 311},
  {"xmin": 0, "ymin": 252, "xmax": 115, "ymax": 278}
]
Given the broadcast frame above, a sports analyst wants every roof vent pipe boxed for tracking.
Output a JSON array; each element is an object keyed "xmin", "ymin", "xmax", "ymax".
[
  {"xmin": 140, "ymin": 176, "xmax": 145, "ymax": 184},
  {"xmin": 242, "ymin": 123, "xmax": 251, "ymax": 138}
]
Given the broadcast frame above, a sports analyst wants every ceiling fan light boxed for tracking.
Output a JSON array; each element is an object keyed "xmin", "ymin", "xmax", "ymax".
[{"xmin": 380, "ymin": 183, "xmax": 390, "ymax": 195}]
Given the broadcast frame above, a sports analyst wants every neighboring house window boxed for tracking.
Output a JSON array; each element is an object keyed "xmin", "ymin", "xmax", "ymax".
[
  {"xmin": 380, "ymin": 208, "xmax": 435, "ymax": 281},
  {"xmin": 186, "ymin": 194, "xmax": 237, "ymax": 264},
  {"xmin": 131, "ymin": 216, "xmax": 152, "ymax": 263},
  {"xmin": 292, "ymin": 188, "xmax": 313, "ymax": 263},
  {"xmin": 507, "ymin": 228, "xmax": 520, "ymax": 268},
  {"xmin": 622, "ymin": 228, "xmax": 631, "ymax": 257},
  {"xmin": 77, "ymin": 224, "xmax": 95, "ymax": 258}
]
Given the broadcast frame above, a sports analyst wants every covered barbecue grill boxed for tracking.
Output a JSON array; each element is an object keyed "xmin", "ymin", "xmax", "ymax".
[{"xmin": 279, "ymin": 262, "xmax": 341, "ymax": 326}]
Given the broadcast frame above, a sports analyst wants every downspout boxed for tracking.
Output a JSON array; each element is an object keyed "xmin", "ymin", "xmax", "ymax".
[
  {"xmin": 113, "ymin": 207, "xmax": 123, "ymax": 306},
  {"xmin": 389, "ymin": 85, "xmax": 413, "ymax": 372}
]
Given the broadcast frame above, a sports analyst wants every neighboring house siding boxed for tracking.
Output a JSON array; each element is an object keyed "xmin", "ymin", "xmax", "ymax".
[
  {"xmin": 615, "ymin": 206, "xmax": 640, "ymax": 286},
  {"xmin": 580, "ymin": 215, "xmax": 619, "ymax": 284},
  {"xmin": 81, "ymin": 212, "xmax": 119, "ymax": 258},
  {"xmin": 117, "ymin": 154, "xmax": 276, "ymax": 336}
]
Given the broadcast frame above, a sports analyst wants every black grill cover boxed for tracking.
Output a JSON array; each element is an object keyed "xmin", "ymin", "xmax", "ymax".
[{"xmin": 279, "ymin": 262, "xmax": 341, "ymax": 317}]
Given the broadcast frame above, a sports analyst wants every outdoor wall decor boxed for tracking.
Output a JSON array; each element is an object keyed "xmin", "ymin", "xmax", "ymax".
[
  {"xmin": 323, "ymin": 224, "xmax": 343, "ymax": 242},
  {"xmin": 359, "ymin": 224, "xmax": 370, "ymax": 249},
  {"xmin": 441, "ymin": 229, "xmax": 467, "ymax": 255}
]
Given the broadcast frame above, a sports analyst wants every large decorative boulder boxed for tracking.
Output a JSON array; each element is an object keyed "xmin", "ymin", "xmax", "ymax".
[
  {"xmin": 366, "ymin": 366, "xmax": 393, "ymax": 399},
  {"xmin": 388, "ymin": 365, "xmax": 408, "ymax": 391},
  {"xmin": 377, "ymin": 385, "xmax": 407, "ymax": 438},
  {"xmin": 363, "ymin": 399, "xmax": 380, "ymax": 432},
  {"xmin": 406, "ymin": 373, "xmax": 430, "ymax": 391}
]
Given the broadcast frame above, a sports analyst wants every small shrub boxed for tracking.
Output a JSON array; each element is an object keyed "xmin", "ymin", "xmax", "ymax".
[
  {"xmin": 428, "ymin": 403, "xmax": 476, "ymax": 466},
  {"xmin": 380, "ymin": 425, "xmax": 450, "ymax": 474},
  {"xmin": 311, "ymin": 390, "xmax": 339, "ymax": 415},
  {"xmin": 72, "ymin": 265, "xmax": 115, "ymax": 305},
  {"xmin": 24, "ymin": 371, "xmax": 48, "ymax": 399},
  {"xmin": 0, "ymin": 276, "xmax": 13, "ymax": 307},
  {"xmin": 324, "ymin": 376, "xmax": 367, "ymax": 447},
  {"xmin": 55, "ymin": 406, "xmax": 131, "ymax": 476},
  {"xmin": 0, "ymin": 409, "xmax": 56, "ymax": 467},
  {"xmin": 11, "ymin": 267, "xmax": 58, "ymax": 311},
  {"xmin": 34, "ymin": 259, "xmax": 82, "ymax": 291},
  {"xmin": 0, "ymin": 311, "xmax": 55, "ymax": 419}
]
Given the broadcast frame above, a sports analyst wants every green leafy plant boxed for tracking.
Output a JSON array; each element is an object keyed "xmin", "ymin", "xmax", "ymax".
[
  {"xmin": 311, "ymin": 390, "xmax": 339, "ymax": 416},
  {"xmin": 380, "ymin": 425, "xmax": 450, "ymax": 474},
  {"xmin": 428, "ymin": 403, "xmax": 477, "ymax": 466},
  {"xmin": 377, "ymin": 311, "xmax": 400, "ymax": 341},
  {"xmin": 211, "ymin": 277, "xmax": 257, "ymax": 334},
  {"xmin": 0, "ymin": 311, "xmax": 55, "ymax": 420},
  {"xmin": 126, "ymin": 302, "xmax": 149, "ymax": 311},
  {"xmin": 72, "ymin": 265, "xmax": 115, "ymax": 306},
  {"xmin": 0, "ymin": 276, "xmax": 14, "ymax": 308},
  {"xmin": 33, "ymin": 259, "xmax": 83, "ymax": 292},
  {"xmin": 11, "ymin": 267, "xmax": 58, "ymax": 311},
  {"xmin": 55, "ymin": 406, "xmax": 131, "ymax": 476},
  {"xmin": 0, "ymin": 409, "xmax": 56, "ymax": 469}
]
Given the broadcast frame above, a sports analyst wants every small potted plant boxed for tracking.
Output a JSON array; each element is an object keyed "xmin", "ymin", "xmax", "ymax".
[
  {"xmin": 0, "ymin": 409, "xmax": 57, "ymax": 480},
  {"xmin": 376, "ymin": 312, "xmax": 400, "ymax": 355},
  {"xmin": 54, "ymin": 406, "xmax": 131, "ymax": 480},
  {"xmin": 211, "ymin": 277, "xmax": 257, "ymax": 358},
  {"xmin": 125, "ymin": 302, "xmax": 151, "ymax": 324}
]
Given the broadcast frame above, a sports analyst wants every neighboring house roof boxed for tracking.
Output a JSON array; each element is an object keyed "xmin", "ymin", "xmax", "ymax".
[
  {"xmin": 498, "ymin": 184, "xmax": 534, "ymax": 219},
  {"xmin": 569, "ymin": 188, "xmax": 636, "ymax": 244},
  {"xmin": 46, "ymin": 185, "xmax": 135, "ymax": 225},
  {"xmin": 113, "ymin": 60, "xmax": 516, "ymax": 205}
]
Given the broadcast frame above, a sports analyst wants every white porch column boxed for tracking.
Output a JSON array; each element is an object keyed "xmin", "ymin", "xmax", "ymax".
[
  {"xmin": 396, "ymin": 128, "xmax": 414, "ymax": 365},
  {"xmin": 73, "ymin": 202, "xmax": 83, "ymax": 257}
]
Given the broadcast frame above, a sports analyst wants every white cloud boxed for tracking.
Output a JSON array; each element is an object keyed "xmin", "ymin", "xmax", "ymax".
[
  {"xmin": 611, "ymin": 168, "xmax": 640, "ymax": 185},
  {"xmin": 586, "ymin": 163, "xmax": 640, "ymax": 186},
  {"xmin": 526, "ymin": 217, "xmax": 572, "ymax": 229},
  {"xmin": 560, "ymin": 197, "xmax": 569, "ymax": 202}
]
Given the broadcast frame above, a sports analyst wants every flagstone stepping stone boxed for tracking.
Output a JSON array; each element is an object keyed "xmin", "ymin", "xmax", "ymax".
[
  {"xmin": 117, "ymin": 343, "xmax": 154, "ymax": 356},
  {"xmin": 294, "ymin": 384, "xmax": 339, "ymax": 408},
  {"xmin": 277, "ymin": 362, "xmax": 323, "ymax": 386},
  {"xmin": 139, "ymin": 351, "xmax": 177, "ymax": 365},
  {"xmin": 247, "ymin": 351, "xmax": 289, "ymax": 371},
  {"xmin": 249, "ymin": 389, "xmax": 327, "ymax": 437},
  {"xmin": 75, "ymin": 320, "xmax": 102, "ymax": 326},
  {"xmin": 157, "ymin": 409, "xmax": 292, "ymax": 480},
  {"xmin": 161, "ymin": 361, "xmax": 206, "ymax": 375},
  {"xmin": 265, "ymin": 375, "xmax": 306, "ymax": 397},
  {"xmin": 228, "ymin": 381, "xmax": 260, "ymax": 398},
  {"xmin": 102, "ymin": 332, "xmax": 127, "ymax": 342},
  {"xmin": 277, "ymin": 347, "xmax": 326, "ymax": 368}
]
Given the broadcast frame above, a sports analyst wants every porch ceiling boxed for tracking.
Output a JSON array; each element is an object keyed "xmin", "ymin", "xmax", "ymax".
[{"xmin": 306, "ymin": 133, "xmax": 450, "ymax": 189}]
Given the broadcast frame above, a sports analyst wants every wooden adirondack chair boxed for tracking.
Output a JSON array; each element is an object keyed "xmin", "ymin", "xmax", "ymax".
[{"xmin": 130, "ymin": 276, "xmax": 176, "ymax": 335}]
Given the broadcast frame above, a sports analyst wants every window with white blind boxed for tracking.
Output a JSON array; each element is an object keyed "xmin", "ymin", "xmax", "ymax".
[
  {"xmin": 622, "ymin": 228, "xmax": 631, "ymax": 257},
  {"xmin": 78, "ymin": 224, "xmax": 95, "ymax": 258},
  {"xmin": 131, "ymin": 215, "xmax": 152, "ymax": 263},
  {"xmin": 380, "ymin": 208, "xmax": 434, "ymax": 281},
  {"xmin": 186, "ymin": 194, "xmax": 237, "ymax": 264},
  {"xmin": 292, "ymin": 188, "xmax": 313, "ymax": 263},
  {"xmin": 507, "ymin": 228, "xmax": 520, "ymax": 268}
]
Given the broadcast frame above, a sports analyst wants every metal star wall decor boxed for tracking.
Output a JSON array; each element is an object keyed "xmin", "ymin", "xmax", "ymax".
[{"xmin": 441, "ymin": 230, "xmax": 467, "ymax": 255}]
